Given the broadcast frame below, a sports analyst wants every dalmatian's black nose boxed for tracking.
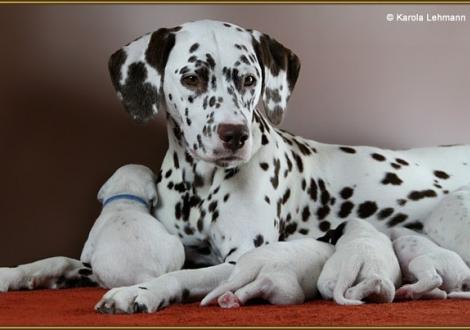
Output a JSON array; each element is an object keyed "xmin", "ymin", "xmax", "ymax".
[{"xmin": 218, "ymin": 124, "xmax": 249, "ymax": 151}]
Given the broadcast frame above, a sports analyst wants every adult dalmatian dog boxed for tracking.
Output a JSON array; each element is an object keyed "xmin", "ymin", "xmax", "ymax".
[{"xmin": 1, "ymin": 19, "xmax": 470, "ymax": 313}]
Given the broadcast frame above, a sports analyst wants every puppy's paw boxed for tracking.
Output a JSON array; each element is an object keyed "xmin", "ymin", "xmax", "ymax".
[
  {"xmin": 395, "ymin": 285, "xmax": 417, "ymax": 300},
  {"xmin": 218, "ymin": 291, "xmax": 241, "ymax": 308}
]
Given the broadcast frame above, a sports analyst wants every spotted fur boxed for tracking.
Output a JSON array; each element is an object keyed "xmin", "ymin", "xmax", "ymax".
[{"xmin": 82, "ymin": 20, "xmax": 470, "ymax": 313}]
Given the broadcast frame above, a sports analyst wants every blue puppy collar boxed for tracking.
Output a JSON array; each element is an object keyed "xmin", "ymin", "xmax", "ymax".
[{"xmin": 102, "ymin": 194, "xmax": 150, "ymax": 209}]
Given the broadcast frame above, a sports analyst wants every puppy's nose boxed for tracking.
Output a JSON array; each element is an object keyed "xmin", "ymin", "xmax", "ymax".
[{"xmin": 217, "ymin": 124, "xmax": 249, "ymax": 151}]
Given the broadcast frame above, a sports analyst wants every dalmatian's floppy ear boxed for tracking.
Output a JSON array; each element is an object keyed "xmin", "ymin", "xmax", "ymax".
[
  {"xmin": 108, "ymin": 27, "xmax": 181, "ymax": 123},
  {"xmin": 252, "ymin": 32, "xmax": 301, "ymax": 125}
]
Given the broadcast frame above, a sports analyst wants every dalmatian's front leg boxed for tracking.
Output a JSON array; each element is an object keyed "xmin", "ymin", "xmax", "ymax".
[
  {"xmin": 0, "ymin": 256, "xmax": 95, "ymax": 292},
  {"xmin": 95, "ymin": 263, "xmax": 234, "ymax": 314}
]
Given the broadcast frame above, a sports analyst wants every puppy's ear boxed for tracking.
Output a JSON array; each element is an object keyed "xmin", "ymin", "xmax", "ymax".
[
  {"xmin": 97, "ymin": 179, "xmax": 110, "ymax": 203},
  {"xmin": 108, "ymin": 26, "xmax": 181, "ymax": 123},
  {"xmin": 145, "ymin": 179, "xmax": 158, "ymax": 208},
  {"xmin": 251, "ymin": 31, "xmax": 301, "ymax": 125}
]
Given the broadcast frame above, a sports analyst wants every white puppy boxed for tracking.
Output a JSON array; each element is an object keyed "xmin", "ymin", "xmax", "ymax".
[
  {"xmin": 81, "ymin": 164, "xmax": 185, "ymax": 288},
  {"xmin": 317, "ymin": 219, "xmax": 401, "ymax": 305},
  {"xmin": 390, "ymin": 227, "xmax": 470, "ymax": 300},
  {"xmin": 200, "ymin": 238, "xmax": 334, "ymax": 308}
]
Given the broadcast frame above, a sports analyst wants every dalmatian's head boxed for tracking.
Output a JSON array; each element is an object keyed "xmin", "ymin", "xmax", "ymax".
[{"xmin": 109, "ymin": 20, "xmax": 300, "ymax": 167}]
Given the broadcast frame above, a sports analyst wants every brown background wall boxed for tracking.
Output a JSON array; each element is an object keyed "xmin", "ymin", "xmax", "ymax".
[{"xmin": 1, "ymin": 4, "xmax": 469, "ymax": 266}]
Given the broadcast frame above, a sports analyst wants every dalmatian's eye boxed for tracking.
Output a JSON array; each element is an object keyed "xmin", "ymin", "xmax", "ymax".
[
  {"xmin": 181, "ymin": 74, "xmax": 199, "ymax": 87},
  {"xmin": 243, "ymin": 75, "xmax": 256, "ymax": 87}
]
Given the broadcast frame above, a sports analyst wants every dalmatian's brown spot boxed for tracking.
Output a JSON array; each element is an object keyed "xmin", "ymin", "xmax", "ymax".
[
  {"xmin": 408, "ymin": 189, "xmax": 437, "ymax": 201},
  {"xmin": 391, "ymin": 163, "xmax": 401, "ymax": 170},
  {"xmin": 371, "ymin": 153, "xmax": 386, "ymax": 161},
  {"xmin": 189, "ymin": 43, "xmax": 199, "ymax": 53},
  {"xmin": 338, "ymin": 201, "xmax": 354, "ymax": 218},
  {"xmin": 285, "ymin": 222, "xmax": 298, "ymax": 235},
  {"xmin": 307, "ymin": 179, "xmax": 318, "ymax": 201},
  {"xmin": 206, "ymin": 54, "xmax": 216, "ymax": 68},
  {"xmin": 395, "ymin": 158, "xmax": 409, "ymax": 166},
  {"xmin": 293, "ymin": 139, "xmax": 313, "ymax": 156},
  {"xmin": 357, "ymin": 201, "xmax": 378, "ymax": 218},
  {"xmin": 387, "ymin": 213, "xmax": 408, "ymax": 227},
  {"xmin": 270, "ymin": 158, "xmax": 281, "ymax": 189},
  {"xmin": 397, "ymin": 199, "xmax": 407, "ymax": 206},
  {"xmin": 253, "ymin": 234, "xmax": 264, "ymax": 247},
  {"xmin": 434, "ymin": 170, "xmax": 450, "ymax": 180},
  {"xmin": 377, "ymin": 207, "xmax": 394, "ymax": 220},
  {"xmin": 184, "ymin": 226, "xmax": 195, "ymax": 235},
  {"xmin": 301, "ymin": 206, "xmax": 310, "ymax": 221},
  {"xmin": 173, "ymin": 152, "xmax": 180, "ymax": 169},
  {"xmin": 316, "ymin": 206, "xmax": 330, "ymax": 220},
  {"xmin": 319, "ymin": 221, "xmax": 331, "ymax": 232},
  {"xmin": 382, "ymin": 172, "xmax": 403, "ymax": 185},
  {"xmin": 298, "ymin": 228, "xmax": 309, "ymax": 235},
  {"xmin": 301, "ymin": 178, "xmax": 306, "ymax": 191},
  {"xmin": 282, "ymin": 189, "xmax": 291, "ymax": 204},
  {"xmin": 404, "ymin": 221, "xmax": 423, "ymax": 230},
  {"xmin": 264, "ymin": 196, "xmax": 270, "ymax": 204},
  {"xmin": 318, "ymin": 179, "xmax": 330, "ymax": 205},
  {"xmin": 208, "ymin": 201, "xmax": 218, "ymax": 213},
  {"xmin": 339, "ymin": 187, "xmax": 354, "ymax": 199},
  {"xmin": 261, "ymin": 134, "xmax": 269, "ymax": 145},
  {"xmin": 339, "ymin": 147, "xmax": 356, "ymax": 154}
]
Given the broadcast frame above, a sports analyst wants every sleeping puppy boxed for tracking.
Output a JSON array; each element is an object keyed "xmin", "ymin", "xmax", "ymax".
[
  {"xmin": 390, "ymin": 227, "xmax": 470, "ymax": 300},
  {"xmin": 317, "ymin": 219, "xmax": 401, "ymax": 305},
  {"xmin": 200, "ymin": 238, "xmax": 334, "ymax": 308},
  {"xmin": 81, "ymin": 164, "xmax": 185, "ymax": 288}
]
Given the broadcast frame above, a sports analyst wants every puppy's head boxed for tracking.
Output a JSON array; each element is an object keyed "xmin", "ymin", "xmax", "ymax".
[
  {"xmin": 97, "ymin": 164, "xmax": 157, "ymax": 207},
  {"xmin": 108, "ymin": 20, "xmax": 300, "ymax": 168}
]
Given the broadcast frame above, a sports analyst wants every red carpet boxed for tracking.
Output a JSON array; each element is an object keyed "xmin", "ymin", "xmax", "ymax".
[{"xmin": 0, "ymin": 288, "xmax": 470, "ymax": 326}]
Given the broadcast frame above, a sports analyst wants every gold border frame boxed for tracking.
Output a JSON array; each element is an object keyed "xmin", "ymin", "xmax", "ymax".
[
  {"xmin": 2, "ymin": 1, "xmax": 470, "ymax": 4},
  {"xmin": 0, "ymin": 1, "xmax": 469, "ymax": 329}
]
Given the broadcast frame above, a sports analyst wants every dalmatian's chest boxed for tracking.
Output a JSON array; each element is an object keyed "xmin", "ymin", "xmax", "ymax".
[{"xmin": 154, "ymin": 129, "xmax": 470, "ymax": 264}]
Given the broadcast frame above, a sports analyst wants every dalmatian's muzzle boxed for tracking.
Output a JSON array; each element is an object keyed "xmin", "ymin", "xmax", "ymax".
[{"xmin": 108, "ymin": 20, "xmax": 301, "ymax": 167}]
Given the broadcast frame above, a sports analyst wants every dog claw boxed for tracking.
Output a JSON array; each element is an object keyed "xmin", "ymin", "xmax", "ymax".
[
  {"xmin": 133, "ymin": 302, "xmax": 148, "ymax": 313},
  {"xmin": 96, "ymin": 303, "xmax": 114, "ymax": 314}
]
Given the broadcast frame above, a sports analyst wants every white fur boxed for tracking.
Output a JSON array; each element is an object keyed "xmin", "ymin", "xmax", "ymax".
[
  {"xmin": 390, "ymin": 227, "xmax": 470, "ymax": 300},
  {"xmin": 318, "ymin": 219, "xmax": 401, "ymax": 305},
  {"xmin": 200, "ymin": 238, "xmax": 334, "ymax": 307},
  {"xmin": 423, "ymin": 185, "xmax": 470, "ymax": 265},
  {"xmin": 81, "ymin": 164, "xmax": 184, "ymax": 288}
]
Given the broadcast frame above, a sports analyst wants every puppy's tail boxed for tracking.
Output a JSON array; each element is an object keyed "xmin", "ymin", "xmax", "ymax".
[{"xmin": 333, "ymin": 256, "xmax": 364, "ymax": 305}]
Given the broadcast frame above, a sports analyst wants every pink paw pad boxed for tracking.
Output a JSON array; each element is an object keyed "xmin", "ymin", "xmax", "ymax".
[
  {"xmin": 396, "ymin": 286, "xmax": 415, "ymax": 300},
  {"xmin": 218, "ymin": 291, "xmax": 241, "ymax": 308}
]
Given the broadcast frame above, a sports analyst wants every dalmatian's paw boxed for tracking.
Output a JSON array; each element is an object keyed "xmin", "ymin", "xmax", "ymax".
[
  {"xmin": 95, "ymin": 285, "xmax": 170, "ymax": 314},
  {"xmin": 218, "ymin": 291, "xmax": 241, "ymax": 308},
  {"xmin": 0, "ymin": 267, "xmax": 22, "ymax": 292}
]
